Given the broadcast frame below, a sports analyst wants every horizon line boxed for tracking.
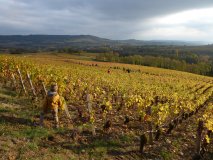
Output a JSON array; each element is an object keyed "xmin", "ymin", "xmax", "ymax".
[{"xmin": 0, "ymin": 34, "xmax": 211, "ymax": 43}]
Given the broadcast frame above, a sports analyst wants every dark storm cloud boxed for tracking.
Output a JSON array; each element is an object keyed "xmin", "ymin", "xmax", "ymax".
[
  {"xmin": 1, "ymin": 0, "xmax": 213, "ymax": 40},
  {"xmin": 12, "ymin": 0, "xmax": 213, "ymax": 20}
]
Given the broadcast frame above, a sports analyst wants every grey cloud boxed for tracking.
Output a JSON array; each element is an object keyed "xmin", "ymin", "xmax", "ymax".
[
  {"xmin": 15, "ymin": 0, "xmax": 213, "ymax": 20},
  {"xmin": 1, "ymin": 0, "xmax": 213, "ymax": 40}
]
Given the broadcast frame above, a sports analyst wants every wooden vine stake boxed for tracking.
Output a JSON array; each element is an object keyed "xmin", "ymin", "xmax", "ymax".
[
  {"xmin": 64, "ymin": 103, "xmax": 72, "ymax": 120},
  {"xmin": 196, "ymin": 120, "xmax": 204, "ymax": 154},
  {"xmin": 11, "ymin": 73, "xmax": 17, "ymax": 90},
  {"xmin": 41, "ymin": 81, "xmax": 47, "ymax": 96},
  {"xmin": 27, "ymin": 72, "xmax": 37, "ymax": 97},
  {"xmin": 147, "ymin": 106, "xmax": 153, "ymax": 144},
  {"xmin": 87, "ymin": 94, "xmax": 96, "ymax": 136},
  {"xmin": 86, "ymin": 94, "xmax": 92, "ymax": 114},
  {"xmin": 140, "ymin": 134, "xmax": 147, "ymax": 154},
  {"xmin": 17, "ymin": 68, "xmax": 27, "ymax": 95}
]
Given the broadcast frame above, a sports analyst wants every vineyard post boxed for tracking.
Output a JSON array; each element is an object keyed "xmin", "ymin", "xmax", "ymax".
[
  {"xmin": 27, "ymin": 72, "xmax": 37, "ymax": 97},
  {"xmin": 41, "ymin": 81, "xmax": 47, "ymax": 96},
  {"xmin": 140, "ymin": 134, "xmax": 147, "ymax": 154},
  {"xmin": 86, "ymin": 94, "xmax": 96, "ymax": 136},
  {"xmin": 17, "ymin": 68, "xmax": 27, "ymax": 95},
  {"xmin": 147, "ymin": 106, "xmax": 153, "ymax": 144},
  {"xmin": 87, "ymin": 94, "xmax": 92, "ymax": 114},
  {"xmin": 11, "ymin": 73, "xmax": 17, "ymax": 90},
  {"xmin": 195, "ymin": 120, "xmax": 204, "ymax": 155}
]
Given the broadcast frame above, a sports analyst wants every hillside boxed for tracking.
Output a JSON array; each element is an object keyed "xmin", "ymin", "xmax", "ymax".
[
  {"xmin": 0, "ymin": 54, "xmax": 212, "ymax": 160},
  {"xmin": 0, "ymin": 35, "xmax": 207, "ymax": 50}
]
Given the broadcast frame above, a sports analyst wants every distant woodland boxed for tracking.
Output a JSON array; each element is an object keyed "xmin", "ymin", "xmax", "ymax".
[{"xmin": 60, "ymin": 46, "xmax": 213, "ymax": 76}]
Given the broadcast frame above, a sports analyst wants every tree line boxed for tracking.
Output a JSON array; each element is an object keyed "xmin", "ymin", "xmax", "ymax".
[{"xmin": 95, "ymin": 52, "xmax": 213, "ymax": 76}]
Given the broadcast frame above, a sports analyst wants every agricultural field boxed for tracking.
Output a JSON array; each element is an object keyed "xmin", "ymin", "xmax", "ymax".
[{"xmin": 0, "ymin": 53, "xmax": 212, "ymax": 160}]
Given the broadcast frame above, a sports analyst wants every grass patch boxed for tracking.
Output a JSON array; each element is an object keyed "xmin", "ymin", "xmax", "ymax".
[
  {"xmin": 172, "ymin": 140, "xmax": 181, "ymax": 149},
  {"xmin": 3, "ymin": 126, "xmax": 51, "ymax": 140},
  {"xmin": 27, "ymin": 141, "xmax": 39, "ymax": 151},
  {"xmin": 90, "ymin": 138, "xmax": 120, "ymax": 148},
  {"xmin": 160, "ymin": 150, "xmax": 173, "ymax": 160},
  {"xmin": 55, "ymin": 127, "xmax": 69, "ymax": 134},
  {"xmin": 119, "ymin": 134, "xmax": 135, "ymax": 143},
  {"xmin": 52, "ymin": 156, "xmax": 64, "ymax": 160},
  {"xmin": 0, "ymin": 107, "xmax": 12, "ymax": 113},
  {"xmin": 21, "ymin": 127, "xmax": 51, "ymax": 140},
  {"xmin": 0, "ymin": 88, "xmax": 17, "ymax": 97},
  {"xmin": 88, "ymin": 147, "xmax": 107, "ymax": 160},
  {"xmin": 63, "ymin": 137, "xmax": 121, "ymax": 156},
  {"xmin": 17, "ymin": 108, "xmax": 39, "ymax": 119},
  {"xmin": 0, "ymin": 117, "xmax": 6, "ymax": 124},
  {"xmin": 0, "ymin": 143, "xmax": 10, "ymax": 151}
]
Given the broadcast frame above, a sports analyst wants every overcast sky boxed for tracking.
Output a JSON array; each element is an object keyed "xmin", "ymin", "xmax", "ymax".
[{"xmin": 1, "ymin": 0, "xmax": 213, "ymax": 42}]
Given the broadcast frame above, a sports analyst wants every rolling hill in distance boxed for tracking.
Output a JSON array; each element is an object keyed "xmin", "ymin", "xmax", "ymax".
[{"xmin": 0, "ymin": 35, "xmax": 209, "ymax": 49}]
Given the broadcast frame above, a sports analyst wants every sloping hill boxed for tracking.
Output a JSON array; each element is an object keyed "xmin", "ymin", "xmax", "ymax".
[
  {"xmin": 0, "ymin": 35, "xmax": 206, "ymax": 50},
  {"xmin": 0, "ymin": 54, "xmax": 213, "ymax": 159},
  {"xmin": 0, "ymin": 35, "xmax": 111, "ymax": 49}
]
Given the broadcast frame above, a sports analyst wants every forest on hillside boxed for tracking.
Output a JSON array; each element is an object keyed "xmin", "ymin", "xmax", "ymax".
[{"xmin": 59, "ymin": 45, "xmax": 213, "ymax": 76}]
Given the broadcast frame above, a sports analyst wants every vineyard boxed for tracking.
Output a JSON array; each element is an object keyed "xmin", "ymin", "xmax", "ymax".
[{"xmin": 0, "ymin": 53, "xmax": 212, "ymax": 160}]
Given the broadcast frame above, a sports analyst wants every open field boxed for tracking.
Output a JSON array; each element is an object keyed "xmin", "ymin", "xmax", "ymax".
[{"xmin": 0, "ymin": 53, "xmax": 212, "ymax": 160}]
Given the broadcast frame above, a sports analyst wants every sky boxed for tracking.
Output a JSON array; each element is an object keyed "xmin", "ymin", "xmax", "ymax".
[{"xmin": 1, "ymin": 0, "xmax": 213, "ymax": 42}]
